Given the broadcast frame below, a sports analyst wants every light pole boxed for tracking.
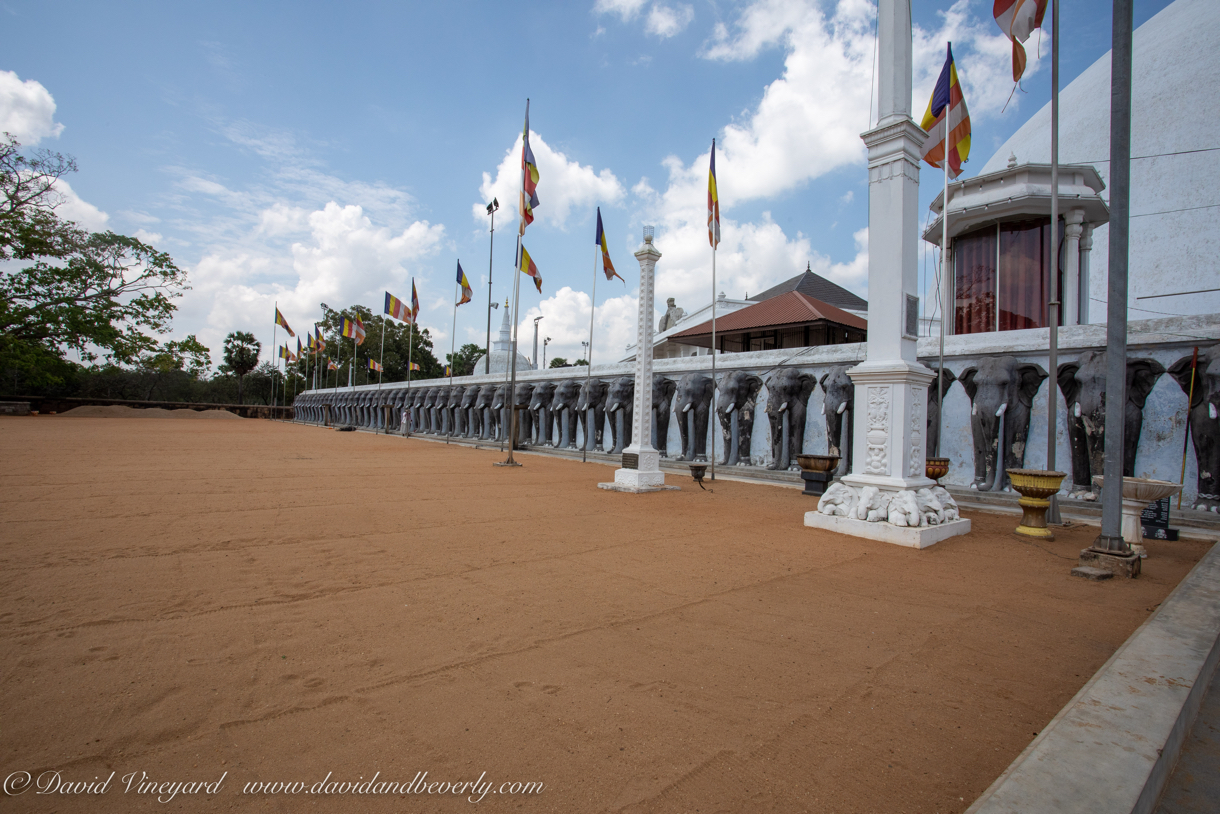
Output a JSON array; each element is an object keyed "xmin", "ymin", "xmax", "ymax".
[
  {"xmin": 581, "ymin": 340, "xmax": 589, "ymax": 362},
  {"xmin": 532, "ymin": 316, "xmax": 544, "ymax": 370},
  {"xmin": 543, "ymin": 336, "xmax": 551, "ymax": 370},
  {"xmin": 484, "ymin": 198, "xmax": 499, "ymax": 374}
]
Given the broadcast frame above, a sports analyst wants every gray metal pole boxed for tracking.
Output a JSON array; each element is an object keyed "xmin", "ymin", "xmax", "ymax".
[
  {"xmin": 1096, "ymin": 0, "xmax": 1133, "ymax": 552},
  {"xmin": 485, "ymin": 207, "xmax": 495, "ymax": 374},
  {"xmin": 1046, "ymin": 0, "xmax": 1062, "ymax": 523}
]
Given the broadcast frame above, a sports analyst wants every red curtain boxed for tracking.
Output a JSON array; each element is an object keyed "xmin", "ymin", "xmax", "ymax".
[{"xmin": 954, "ymin": 227, "xmax": 997, "ymax": 334}]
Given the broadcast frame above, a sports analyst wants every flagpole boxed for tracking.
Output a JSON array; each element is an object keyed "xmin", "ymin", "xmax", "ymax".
[
  {"xmin": 1046, "ymin": 0, "xmax": 1062, "ymax": 524},
  {"xmin": 710, "ymin": 245, "xmax": 717, "ymax": 481},
  {"xmin": 583, "ymin": 242, "xmax": 598, "ymax": 464},
  {"xmin": 406, "ymin": 316, "xmax": 414, "ymax": 436},
  {"xmin": 937, "ymin": 162, "xmax": 949, "ymax": 456},
  {"xmin": 271, "ymin": 302, "xmax": 278, "ymax": 409},
  {"xmin": 448, "ymin": 269, "xmax": 458, "ymax": 445},
  {"xmin": 503, "ymin": 237, "xmax": 522, "ymax": 465}
]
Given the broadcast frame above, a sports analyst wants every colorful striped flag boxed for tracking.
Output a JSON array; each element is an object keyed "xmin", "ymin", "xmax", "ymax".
[
  {"xmin": 385, "ymin": 291, "xmax": 412, "ymax": 323},
  {"xmin": 369, "ymin": 359, "xmax": 383, "ymax": 373},
  {"xmin": 994, "ymin": 0, "xmax": 1047, "ymax": 82},
  {"xmin": 708, "ymin": 139, "xmax": 720, "ymax": 248},
  {"xmin": 296, "ymin": 338, "xmax": 303, "ymax": 360},
  {"xmin": 444, "ymin": 364, "xmax": 452, "ymax": 377},
  {"xmin": 341, "ymin": 317, "xmax": 366, "ymax": 345},
  {"xmin": 518, "ymin": 244, "xmax": 542, "ymax": 294},
  {"xmin": 456, "ymin": 262, "xmax": 473, "ymax": 305},
  {"xmin": 314, "ymin": 325, "xmax": 326, "ymax": 351},
  {"xmin": 409, "ymin": 362, "xmax": 420, "ymax": 372},
  {"xmin": 279, "ymin": 345, "xmax": 296, "ymax": 362},
  {"xmin": 595, "ymin": 208, "xmax": 623, "ymax": 283},
  {"xmin": 275, "ymin": 307, "xmax": 295, "ymax": 337},
  {"xmin": 328, "ymin": 359, "xmax": 338, "ymax": 371},
  {"xmin": 519, "ymin": 100, "xmax": 540, "ymax": 236},
  {"xmin": 411, "ymin": 280, "xmax": 420, "ymax": 324},
  {"xmin": 920, "ymin": 44, "xmax": 972, "ymax": 179}
]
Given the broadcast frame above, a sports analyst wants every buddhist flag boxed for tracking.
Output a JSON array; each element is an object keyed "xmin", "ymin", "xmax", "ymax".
[
  {"xmin": 341, "ymin": 317, "xmax": 366, "ymax": 345},
  {"xmin": 518, "ymin": 244, "xmax": 542, "ymax": 294},
  {"xmin": 456, "ymin": 262, "xmax": 473, "ymax": 305},
  {"xmin": 595, "ymin": 208, "xmax": 623, "ymax": 283},
  {"xmin": 369, "ymin": 359, "xmax": 383, "ymax": 373},
  {"xmin": 385, "ymin": 291, "xmax": 412, "ymax": 323},
  {"xmin": 278, "ymin": 345, "xmax": 290, "ymax": 360},
  {"xmin": 444, "ymin": 364, "xmax": 452, "ymax": 376},
  {"xmin": 708, "ymin": 139, "xmax": 720, "ymax": 248},
  {"xmin": 411, "ymin": 279, "xmax": 421, "ymax": 324},
  {"xmin": 314, "ymin": 325, "xmax": 326, "ymax": 351},
  {"xmin": 328, "ymin": 359, "xmax": 338, "ymax": 371},
  {"xmin": 275, "ymin": 307, "xmax": 295, "ymax": 337},
  {"xmin": 519, "ymin": 100, "xmax": 540, "ymax": 236},
  {"xmin": 920, "ymin": 44, "xmax": 972, "ymax": 180},
  {"xmin": 307, "ymin": 333, "xmax": 317, "ymax": 352},
  {"xmin": 409, "ymin": 362, "xmax": 420, "ymax": 372},
  {"xmin": 994, "ymin": 0, "xmax": 1047, "ymax": 82}
]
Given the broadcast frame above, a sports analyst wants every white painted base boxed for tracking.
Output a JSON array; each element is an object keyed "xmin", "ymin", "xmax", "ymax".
[
  {"xmin": 803, "ymin": 511, "xmax": 972, "ymax": 549},
  {"xmin": 598, "ymin": 478, "xmax": 678, "ymax": 494}
]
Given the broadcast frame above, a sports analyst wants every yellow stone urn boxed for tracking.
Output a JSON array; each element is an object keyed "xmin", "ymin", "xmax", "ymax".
[{"xmin": 1008, "ymin": 469, "xmax": 1067, "ymax": 540}]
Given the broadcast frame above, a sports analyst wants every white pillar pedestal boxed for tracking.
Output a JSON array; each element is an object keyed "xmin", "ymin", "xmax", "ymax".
[
  {"xmin": 1063, "ymin": 209, "xmax": 1085, "ymax": 326},
  {"xmin": 600, "ymin": 231, "xmax": 675, "ymax": 493}
]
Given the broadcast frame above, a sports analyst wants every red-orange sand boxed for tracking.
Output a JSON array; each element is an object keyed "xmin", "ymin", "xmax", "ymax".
[{"xmin": 0, "ymin": 417, "xmax": 1210, "ymax": 813}]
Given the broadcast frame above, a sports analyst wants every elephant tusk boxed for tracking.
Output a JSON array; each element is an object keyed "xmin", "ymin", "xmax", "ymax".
[
  {"xmin": 972, "ymin": 403, "xmax": 977, "ymax": 416},
  {"xmin": 779, "ymin": 401, "xmax": 788, "ymax": 413},
  {"xmin": 821, "ymin": 402, "xmax": 826, "ymax": 416},
  {"xmin": 996, "ymin": 403, "xmax": 1007, "ymax": 418},
  {"xmin": 1074, "ymin": 403, "xmax": 1082, "ymax": 417},
  {"xmin": 837, "ymin": 402, "xmax": 847, "ymax": 415},
  {"xmin": 726, "ymin": 403, "xmax": 736, "ymax": 415},
  {"xmin": 1211, "ymin": 403, "xmax": 1218, "ymax": 420},
  {"xmin": 609, "ymin": 403, "xmax": 619, "ymax": 413},
  {"xmin": 683, "ymin": 402, "xmax": 692, "ymax": 413}
]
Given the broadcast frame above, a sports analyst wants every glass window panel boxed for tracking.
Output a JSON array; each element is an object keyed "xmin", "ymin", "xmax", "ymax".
[
  {"xmin": 954, "ymin": 226, "xmax": 997, "ymax": 334},
  {"xmin": 999, "ymin": 218, "xmax": 1050, "ymax": 330}
]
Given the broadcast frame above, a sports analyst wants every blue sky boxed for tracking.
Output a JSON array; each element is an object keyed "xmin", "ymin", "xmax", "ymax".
[{"xmin": 1, "ymin": 0, "xmax": 1173, "ymax": 368}]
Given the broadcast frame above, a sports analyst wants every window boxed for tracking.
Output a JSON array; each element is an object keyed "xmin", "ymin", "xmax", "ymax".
[
  {"xmin": 954, "ymin": 226, "xmax": 997, "ymax": 333},
  {"xmin": 955, "ymin": 218, "xmax": 1063, "ymax": 334}
]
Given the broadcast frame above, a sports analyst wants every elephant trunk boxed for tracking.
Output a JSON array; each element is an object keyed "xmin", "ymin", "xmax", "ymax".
[{"xmin": 727, "ymin": 410, "xmax": 739, "ymax": 466}]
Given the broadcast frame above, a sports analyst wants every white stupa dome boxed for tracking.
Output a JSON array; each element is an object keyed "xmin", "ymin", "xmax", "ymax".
[
  {"xmin": 982, "ymin": 0, "xmax": 1220, "ymax": 320},
  {"xmin": 472, "ymin": 300, "xmax": 532, "ymax": 374}
]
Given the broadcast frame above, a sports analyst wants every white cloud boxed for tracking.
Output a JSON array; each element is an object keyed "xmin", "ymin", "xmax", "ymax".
[
  {"xmin": 133, "ymin": 229, "xmax": 163, "ymax": 245},
  {"xmin": 511, "ymin": 285, "xmax": 640, "ymax": 366},
  {"xmin": 256, "ymin": 203, "xmax": 310, "ymax": 236},
  {"xmin": 646, "ymin": 4, "xmax": 694, "ymax": 38},
  {"xmin": 475, "ymin": 130, "xmax": 625, "ymax": 232},
  {"xmin": 593, "ymin": 0, "xmax": 649, "ymax": 21},
  {"xmin": 53, "ymin": 178, "xmax": 110, "ymax": 231},
  {"xmin": 0, "ymin": 70, "xmax": 64, "ymax": 145}
]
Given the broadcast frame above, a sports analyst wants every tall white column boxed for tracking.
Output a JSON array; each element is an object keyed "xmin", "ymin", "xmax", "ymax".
[
  {"xmin": 610, "ymin": 230, "xmax": 666, "ymax": 491},
  {"xmin": 1079, "ymin": 225, "xmax": 1094, "ymax": 324},
  {"xmin": 1063, "ymin": 209, "xmax": 1085, "ymax": 325},
  {"xmin": 842, "ymin": 0, "xmax": 935, "ymax": 494}
]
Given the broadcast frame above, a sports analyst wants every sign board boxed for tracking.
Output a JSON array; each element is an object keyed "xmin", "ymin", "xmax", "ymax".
[
  {"xmin": 621, "ymin": 453, "xmax": 639, "ymax": 470},
  {"xmin": 1140, "ymin": 497, "xmax": 1170, "ymax": 529}
]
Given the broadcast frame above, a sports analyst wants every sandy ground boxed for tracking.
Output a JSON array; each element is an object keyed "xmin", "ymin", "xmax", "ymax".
[{"xmin": 0, "ymin": 417, "xmax": 1211, "ymax": 814}]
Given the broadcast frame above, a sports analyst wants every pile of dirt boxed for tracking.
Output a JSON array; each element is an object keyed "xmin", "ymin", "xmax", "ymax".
[{"xmin": 55, "ymin": 404, "xmax": 244, "ymax": 419}]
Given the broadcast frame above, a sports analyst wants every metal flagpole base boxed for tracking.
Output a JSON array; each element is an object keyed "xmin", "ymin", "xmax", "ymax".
[
  {"xmin": 1047, "ymin": 492, "xmax": 1062, "ymax": 524},
  {"xmin": 493, "ymin": 460, "xmax": 522, "ymax": 467}
]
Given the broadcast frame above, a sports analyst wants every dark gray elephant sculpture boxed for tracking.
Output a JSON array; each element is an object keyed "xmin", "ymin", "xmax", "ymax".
[
  {"xmin": 578, "ymin": 378, "xmax": 609, "ymax": 452},
  {"xmin": 606, "ymin": 376, "xmax": 635, "ymax": 455},
  {"xmin": 717, "ymin": 370, "xmax": 762, "ymax": 466},
  {"xmin": 766, "ymin": 368, "xmax": 816, "ymax": 471},
  {"xmin": 512, "ymin": 383, "xmax": 535, "ymax": 446},
  {"xmin": 552, "ymin": 380, "xmax": 581, "ymax": 448},
  {"xmin": 419, "ymin": 388, "xmax": 435, "ymax": 432},
  {"xmin": 475, "ymin": 384, "xmax": 498, "ymax": 439},
  {"xmin": 959, "ymin": 357, "xmax": 1048, "ymax": 491},
  {"xmin": 447, "ymin": 386, "xmax": 466, "ymax": 436},
  {"xmin": 820, "ymin": 366, "xmax": 854, "ymax": 477},
  {"xmin": 529, "ymin": 382, "xmax": 556, "ymax": 445},
  {"xmin": 1058, "ymin": 352, "xmax": 1165, "ymax": 496},
  {"xmin": 1169, "ymin": 352, "xmax": 1220, "ymax": 512},
  {"xmin": 926, "ymin": 366, "xmax": 957, "ymax": 457},
  {"xmin": 675, "ymin": 372, "xmax": 714, "ymax": 462},
  {"xmin": 651, "ymin": 375, "xmax": 677, "ymax": 455},
  {"xmin": 460, "ymin": 386, "xmax": 479, "ymax": 438},
  {"xmin": 409, "ymin": 388, "xmax": 426, "ymax": 432},
  {"xmin": 492, "ymin": 384, "xmax": 511, "ymax": 442}
]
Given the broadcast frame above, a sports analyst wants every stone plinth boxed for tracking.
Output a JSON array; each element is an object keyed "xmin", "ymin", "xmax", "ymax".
[
  {"xmin": 804, "ymin": 511, "xmax": 971, "ymax": 549},
  {"xmin": 1078, "ymin": 547, "xmax": 1142, "ymax": 578}
]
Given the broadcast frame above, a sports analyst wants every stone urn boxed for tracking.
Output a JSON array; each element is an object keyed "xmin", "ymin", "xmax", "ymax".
[
  {"xmin": 1093, "ymin": 476, "xmax": 1183, "ymax": 547},
  {"xmin": 1008, "ymin": 469, "xmax": 1067, "ymax": 540},
  {"xmin": 925, "ymin": 457, "xmax": 950, "ymax": 482},
  {"xmin": 797, "ymin": 454, "xmax": 840, "ymax": 473},
  {"xmin": 688, "ymin": 464, "xmax": 708, "ymax": 489}
]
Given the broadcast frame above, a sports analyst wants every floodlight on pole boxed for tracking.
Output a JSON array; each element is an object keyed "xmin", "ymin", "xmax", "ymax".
[
  {"xmin": 543, "ymin": 336, "xmax": 551, "ymax": 370},
  {"xmin": 532, "ymin": 316, "xmax": 544, "ymax": 370},
  {"xmin": 484, "ymin": 198, "xmax": 500, "ymax": 374}
]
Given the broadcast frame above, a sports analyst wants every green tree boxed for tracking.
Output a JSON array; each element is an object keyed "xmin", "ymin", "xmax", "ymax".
[
  {"xmin": 548, "ymin": 357, "xmax": 570, "ymax": 368},
  {"xmin": 318, "ymin": 303, "xmax": 441, "ymax": 384},
  {"xmin": 446, "ymin": 343, "xmax": 484, "ymax": 377},
  {"xmin": 573, "ymin": 359, "xmax": 589, "ymax": 367},
  {"xmin": 222, "ymin": 331, "xmax": 260, "ymax": 403}
]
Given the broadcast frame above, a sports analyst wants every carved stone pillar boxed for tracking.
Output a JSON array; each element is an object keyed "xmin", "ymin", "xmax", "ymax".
[
  {"xmin": 1079, "ymin": 225, "xmax": 1094, "ymax": 324},
  {"xmin": 1063, "ymin": 209, "xmax": 1085, "ymax": 325}
]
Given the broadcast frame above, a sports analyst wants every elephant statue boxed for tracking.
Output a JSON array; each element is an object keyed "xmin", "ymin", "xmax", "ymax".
[
  {"xmin": 766, "ymin": 368, "xmax": 816, "ymax": 471},
  {"xmin": 820, "ymin": 366, "xmax": 854, "ymax": 477},
  {"xmin": 578, "ymin": 378, "xmax": 609, "ymax": 453},
  {"xmin": 419, "ymin": 388, "xmax": 436, "ymax": 432},
  {"xmin": 410, "ymin": 388, "xmax": 426, "ymax": 432},
  {"xmin": 959, "ymin": 357, "xmax": 1048, "ymax": 491},
  {"xmin": 716, "ymin": 370, "xmax": 762, "ymax": 466},
  {"xmin": 926, "ymin": 366, "xmax": 957, "ymax": 457},
  {"xmin": 447, "ymin": 386, "xmax": 466, "ymax": 436},
  {"xmin": 651, "ymin": 375, "xmax": 677, "ymax": 456},
  {"xmin": 552, "ymin": 380, "xmax": 581, "ymax": 449},
  {"xmin": 492, "ymin": 384, "xmax": 511, "ymax": 442},
  {"xmin": 1169, "ymin": 352, "xmax": 1219, "ymax": 512},
  {"xmin": 391, "ymin": 389, "xmax": 408, "ymax": 432},
  {"xmin": 606, "ymin": 376, "xmax": 635, "ymax": 455},
  {"xmin": 1058, "ymin": 352, "xmax": 1165, "ymax": 498},
  {"xmin": 513, "ymin": 383, "xmax": 535, "ymax": 446},
  {"xmin": 433, "ymin": 387, "xmax": 452, "ymax": 434},
  {"xmin": 460, "ymin": 386, "xmax": 480, "ymax": 438},
  {"xmin": 529, "ymin": 382, "xmax": 556, "ymax": 445},
  {"xmin": 475, "ymin": 384, "xmax": 498, "ymax": 440},
  {"xmin": 675, "ymin": 372, "xmax": 714, "ymax": 462}
]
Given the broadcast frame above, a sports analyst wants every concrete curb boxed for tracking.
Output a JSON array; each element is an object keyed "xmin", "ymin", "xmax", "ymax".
[{"xmin": 966, "ymin": 541, "xmax": 1220, "ymax": 814}]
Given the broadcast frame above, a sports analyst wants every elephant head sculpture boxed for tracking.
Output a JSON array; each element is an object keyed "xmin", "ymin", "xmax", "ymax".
[
  {"xmin": 1058, "ymin": 352, "xmax": 1165, "ymax": 497},
  {"xmin": 606, "ymin": 376, "xmax": 635, "ymax": 455},
  {"xmin": 820, "ymin": 366, "xmax": 855, "ymax": 477},
  {"xmin": 447, "ymin": 386, "xmax": 466, "ymax": 436},
  {"xmin": 766, "ymin": 369, "xmax": 816, "ymax": 471},
  {"xmin": 1169, "ymin": 352, "xmax": 1220, "ymax": 512},
  {"xmin": 926, "ymin": 366, "xmax": 957, "ymax": 457},
  {"xmin": 460, "ymin": 385, "xmax": 480, "ymax": 437},
  {"xmin": 529, "ymin": 382, "xmax": 557, "ymax": 446},
  {"xmin": 432, "ymin": 387, "xmax": 451, "ymax": 433},
  {"xmin": 491, "ymin": 384, "xmax": 511, "ymax": 442},
  {"xmin": 717, "ymin": 370, "xmax": 762, "ymax": 466},
  {"xmin": 578, "ymin": 378, "xmax": 609, "ymax": 453},
  {"xmin": 959, "ymin": 357, "xmax": 1048, "ymax": 491},
  {"xmin": 675, "ymin": 372, "xmax": 714, "ymax": 461},
  {"xmin": 651, "ymin": 375, "xmax": 677, "ymax": 455},
  {"xmin": 475, "ymin": 384, "xmax": 498, "ymax": 439},
  {"xmin": 552, "ymin": 380, "xmax": 582, "ymax": 449},
  {"xmin": 512, "ymin": 383, "xmax": 535, "ymax": 446}
]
